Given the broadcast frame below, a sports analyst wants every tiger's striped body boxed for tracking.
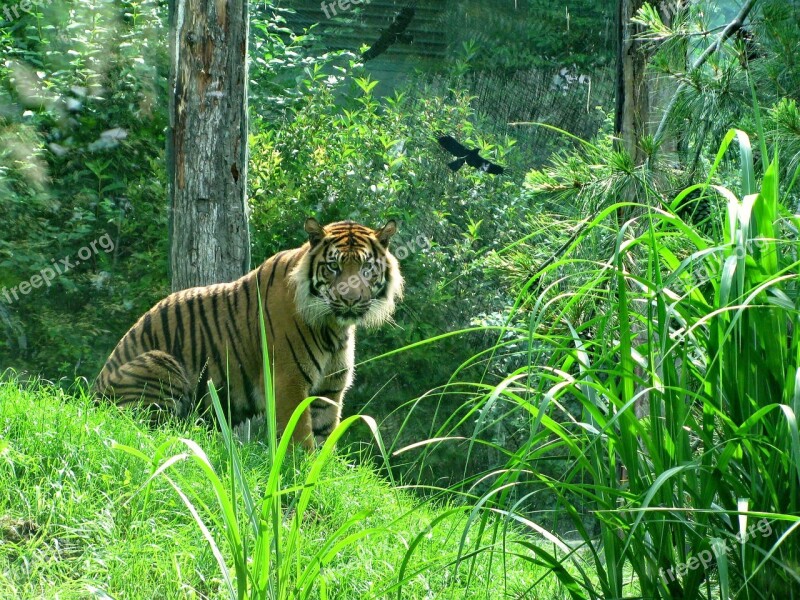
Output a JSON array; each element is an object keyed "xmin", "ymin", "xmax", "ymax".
[{"xmin": 94, "ymin": 219, "xmax": 403, "ymax": 449}]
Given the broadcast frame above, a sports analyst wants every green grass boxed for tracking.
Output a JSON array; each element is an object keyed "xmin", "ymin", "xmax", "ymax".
[
  {"xmin": 382, "ymin": 128, "xmax": 800, "ymax": 599},
  {"xmin": 0, "ymin": 376, "xmax": 566, "ymax": 599},
  {"xmin": 4, "ymin": 121, "xmax": 798, "ymax": 599}
]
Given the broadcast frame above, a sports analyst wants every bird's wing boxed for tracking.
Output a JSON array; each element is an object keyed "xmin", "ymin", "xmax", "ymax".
[
  {"xmin": 387, "ymin": 7, "xmax": 415, "ymax": 35},
  {"xmin": 447, "ymin": 158, "xmax": 466, "ymax": 171},
  {"xmin": 363, "ymin": 6, "xmax": 415, "ymax": 61},
  {"xmin": 362, "ymin": 42, "xmax": 384, "ymax": 61},
  {"xmin": 438, "ymin": 136, "xmax": 469, "ymax": 156}
]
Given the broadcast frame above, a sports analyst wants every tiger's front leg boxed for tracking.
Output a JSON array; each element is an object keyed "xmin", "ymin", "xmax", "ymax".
[
  {"xmin": 270, "ymin": 371, "xmax": 316, "ymax": 451},
  {"xmin": 309, "ymin": 347, "xmax": 354, "ymax": 446}
]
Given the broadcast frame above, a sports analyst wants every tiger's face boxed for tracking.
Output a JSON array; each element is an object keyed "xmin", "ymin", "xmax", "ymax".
[{"xmin": 292, "ymin": 219, "xmax": 404, "ymax": 328}]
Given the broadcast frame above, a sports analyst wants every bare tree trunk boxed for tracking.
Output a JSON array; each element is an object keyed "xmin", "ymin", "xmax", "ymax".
[
  {"xmin": 615, "ymin": 0, "xmax": 649, "ymax": 166},
  {"xmin": 167, "ymin": 0, "xmax": 251, "ymax": 292},
  {"xmin": 651, "ymin": 1, "xmax": 682, "ymax": 156},
  {"xmin": 614, "ymin": 0, "xmax": 651, "ymax": 487}
]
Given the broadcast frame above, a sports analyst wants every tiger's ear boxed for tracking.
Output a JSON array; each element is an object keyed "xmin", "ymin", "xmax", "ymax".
[
  {"xmin": 376, "ymin": 220, "xmax": 398, "ymax": 247},
  {"xmin": 305, "ymin": 218, "xmax": 325, "ymax": 247}
]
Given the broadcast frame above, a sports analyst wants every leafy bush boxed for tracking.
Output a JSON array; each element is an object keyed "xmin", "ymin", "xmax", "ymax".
[
  {"xmin": 398, "ymin": 129, "xmax": 800, "ymax": 598},
  {"xmin": 0, "ymin": 0, "xmax": 171, "ymax": 377},
  {"xmin": 247, "ymin": 68, "xmax": 529, "ymax": 467}
]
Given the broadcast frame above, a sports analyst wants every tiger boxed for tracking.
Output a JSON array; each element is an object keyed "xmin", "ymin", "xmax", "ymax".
[{"xmin": 93, "ymin": 218, "xmax": 403, "ymax": 450}]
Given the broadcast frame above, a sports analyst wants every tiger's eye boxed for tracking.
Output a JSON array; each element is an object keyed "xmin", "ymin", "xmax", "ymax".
[{"xmin": 326, "ymin": 262, "xmax": 340, "ymax": 274}]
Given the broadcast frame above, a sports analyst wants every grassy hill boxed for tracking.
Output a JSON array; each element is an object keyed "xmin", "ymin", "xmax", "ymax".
[{"xmin": 0, "ymin": 376, "xmax": 567, "ymax": 599}]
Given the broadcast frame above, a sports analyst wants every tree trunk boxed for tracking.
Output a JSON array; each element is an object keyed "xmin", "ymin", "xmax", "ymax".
[
  {"xmin": 167, "ymin": 0, "xmax": 251, "ymax": 292},
  {"xmin": 652, "ymin": 1, "xmax": 681, "ymax": 157},
  {"xmin": 614, "ymin": 0, "xmax": 651, "ymax": 486},
  {"xmin": 615, "ymin": 0, "xmax": 649, "ymax": 166}
]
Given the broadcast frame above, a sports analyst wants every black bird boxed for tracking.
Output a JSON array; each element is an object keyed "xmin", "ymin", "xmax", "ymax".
[
  {"xmin": 437, "ymin": 135, "xmax": 505, "ymax": 174},
  {"xmin": 361, "ymin": 6, "xmax": 415, "ymax": 62}
]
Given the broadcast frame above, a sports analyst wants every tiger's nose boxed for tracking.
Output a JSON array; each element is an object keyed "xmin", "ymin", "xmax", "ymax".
[
  {"xmin": 339, "ymin": 278, "xmax": 364, "ymax": 304},
  {"xmin": 341, "ymin": 295, "xmax": 361, "ymax": 307}
]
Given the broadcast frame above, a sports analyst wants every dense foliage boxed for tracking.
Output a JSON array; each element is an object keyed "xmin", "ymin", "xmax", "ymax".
[{"xmin": 0, "ymin": 0, "xmax": 170, "ymax": 374}]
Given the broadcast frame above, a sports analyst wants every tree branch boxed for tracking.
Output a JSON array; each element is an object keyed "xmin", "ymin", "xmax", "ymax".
[{"xmin": 653, "ymin": 0, "xmax": 759, "ymax": 142}]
